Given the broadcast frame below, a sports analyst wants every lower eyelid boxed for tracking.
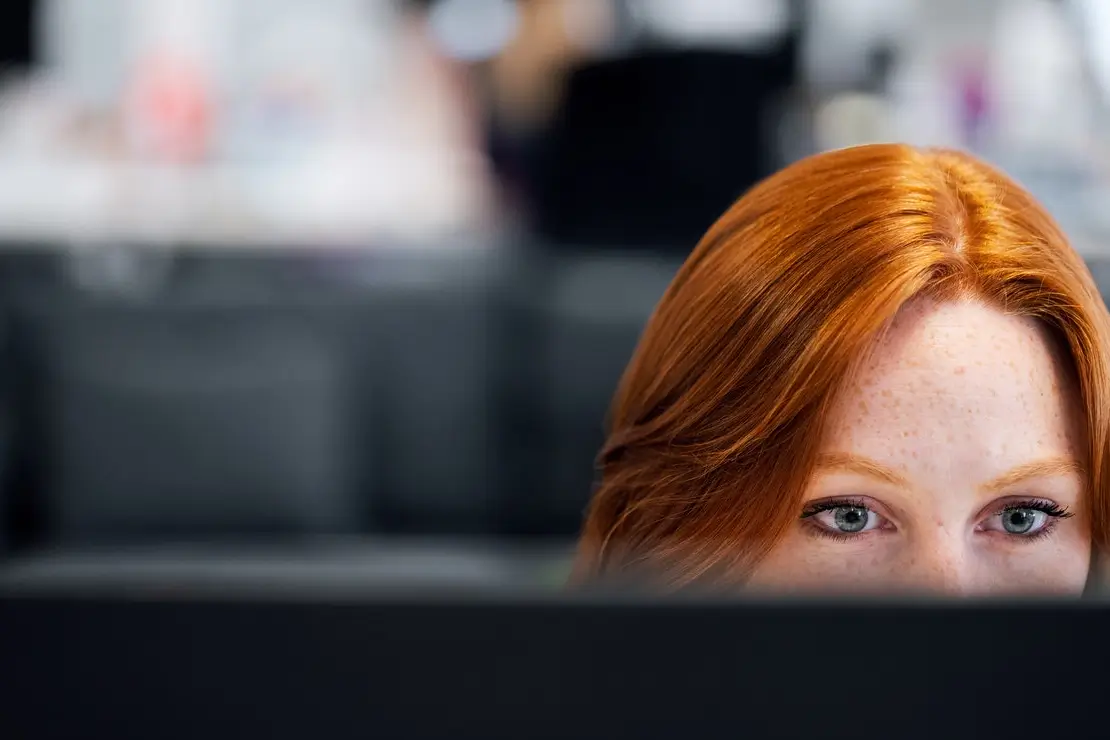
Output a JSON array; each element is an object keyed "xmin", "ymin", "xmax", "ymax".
[
  {"xmin": 800, "ymin": 518, "xmax": 889, "ymax": 541},
  {"xmin": 980, "ymin": 517, "xmax": 1063, "ymax": 541},
  {"xmin": 984, "ymin": 528, "xmax": 1057, "ymax": 544}
]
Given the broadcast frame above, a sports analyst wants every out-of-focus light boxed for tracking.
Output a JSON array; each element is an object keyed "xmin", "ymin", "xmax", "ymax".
[
  {"xmin": 815, "ymin": 92, "xmax": 894, "ymax": 152},
  {"xmin": 634, "ymin": 0, "xmax": 790, "ymax": 47},
  {"xmin": 1069, "ymin": 0, "xmax": 1110, "ymax": 102},
  {"xmin": 427, "ymin": 0, "xmax": 521, "ymax": 62}
]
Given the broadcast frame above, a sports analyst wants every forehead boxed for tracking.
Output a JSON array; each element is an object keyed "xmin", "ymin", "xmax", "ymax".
[{"xmin": 823, "ymin": 297, "xmax": 1082, "ymax": 473}]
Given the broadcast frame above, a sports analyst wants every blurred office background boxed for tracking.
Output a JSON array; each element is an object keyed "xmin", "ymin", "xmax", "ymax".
[{"xmin": 1, "ymin": 0, "xmax": 1110, "ymax": 595}]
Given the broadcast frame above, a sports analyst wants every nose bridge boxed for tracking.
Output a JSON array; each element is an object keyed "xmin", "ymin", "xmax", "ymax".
[{"xmin": 903, "ymin": 525, "xmax": 974, "ymax": 595}]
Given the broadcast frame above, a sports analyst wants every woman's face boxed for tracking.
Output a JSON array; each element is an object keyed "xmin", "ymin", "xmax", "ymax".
[{"xmin": 747, "ymin": 297, "xmax": 1091, "ymax": 596}]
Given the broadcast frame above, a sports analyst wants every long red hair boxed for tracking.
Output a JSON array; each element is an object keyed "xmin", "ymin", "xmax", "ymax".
[{"xmin": 571, "ymin": 143, "xmax": 1110, "ymax": 588}]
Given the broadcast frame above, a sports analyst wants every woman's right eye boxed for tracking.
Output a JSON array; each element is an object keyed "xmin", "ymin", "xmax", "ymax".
[{"xmin": 802, "ymin": 504, "xmax": 887, "ymax": 536}]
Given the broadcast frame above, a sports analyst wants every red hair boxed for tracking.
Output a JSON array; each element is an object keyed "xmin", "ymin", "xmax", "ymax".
[{"xmin": 571, "ymin": 143, "xmax": 1110, "ymax": 588}]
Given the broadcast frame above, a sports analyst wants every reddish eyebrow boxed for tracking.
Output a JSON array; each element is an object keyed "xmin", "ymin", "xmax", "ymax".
[
  {"xmin": 979, "ymin": 459, "xmax": 1083, "ymax": 493},
  {"xmin": 813, "ymin": 452, "xmax": 908, "ymax": 487}
]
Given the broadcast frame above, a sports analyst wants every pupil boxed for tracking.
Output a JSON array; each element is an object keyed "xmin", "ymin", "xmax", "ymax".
[
  {"xmin": 834, "ymin": 506, "xmax": 868, "ymax": 533},
  {"xmin": 1004, "ymin": 509, "xmax": 1034, "ymax": 534}
]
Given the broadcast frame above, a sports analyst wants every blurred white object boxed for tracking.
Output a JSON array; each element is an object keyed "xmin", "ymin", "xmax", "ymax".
[
  {"xmin": 229, "ymin": 0, "xmax": 400, "ymax": 116},
  {"xmin": 814, "ymin": 93, "xmax": 895, "ymax": 151},
  {"xmin": 38, "ymin": 0, "xmax": 130, "ymax": 107},
  {"xmin": 427, "ymin": 0, "xmax": 521, "ymax": 62},
  {"xmin": 633, "ymin": 0, "xmax": 790, "ymax": 49},
  {"xmin": 883, "ymin": 0, "xmax": 997, "ymax": 150},
  {"xmin": 9, "ymin": 0, "xmax": 496, "ymax": 248},
  {"xmin": 1071, "ymin": 0, "xmax": 1110, "ymax": 105},
  {"xmin": 986, "ymin": 0, "xmax": 1092, "ymax": 160},
  {"xmin": 125, "ymin": 0, "xmax": 225, "ymax": 71},
  {"xmin": 802, "ymin": 0, "xmax": 914, "ymax": 90},
  {"xmin": 885, "ymin": 50, "xmax": 965, "ymax": 149}
]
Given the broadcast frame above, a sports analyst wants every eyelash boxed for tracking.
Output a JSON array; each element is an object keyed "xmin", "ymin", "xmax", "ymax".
[
  {"xmin": 800, "ymin": 497, "xmax": 870, "ymax": 520},
  {"xmin": 994, "ymin": 499, "xmax": 1074, "ymax": 543},
  {"xmin": 1001, "ymin": 499, "xmax": 1073, "ymax": 520},
  {"xmin": 798, "ymin": 497, "xmax": 1074, "ymax": 543},
  {"xmin": 799, "ymin": 497, "xmax": 879, "ymax": 543}
]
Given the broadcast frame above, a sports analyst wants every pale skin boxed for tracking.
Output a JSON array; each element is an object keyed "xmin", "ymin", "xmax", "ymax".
[{"xmin": 746, "ymin": 296, "xmax": 1091, "ymax": 596}]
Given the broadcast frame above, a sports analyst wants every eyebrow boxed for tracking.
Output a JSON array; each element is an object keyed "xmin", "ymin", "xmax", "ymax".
[
  {"xmin": 813, "ymin": 452, "xmax": 1082, "ymax": 492},
  {"xmin": 813, "ymin": 452, "xmax": 909, "ymax": 487},
  {"xmin": 979, "ymin": 459, "xmax": 1083, "ymax": 492}
]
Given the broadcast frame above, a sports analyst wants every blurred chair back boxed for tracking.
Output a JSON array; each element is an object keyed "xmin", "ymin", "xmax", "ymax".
[
  {"xmin": 518, "ymin": 251, "xmax": 679, "ymax": 535},
  {"xmin": 354, "ymin": 254, "xmax": 502, "ymax": 535},
  {"xmin": 4, "ymin": 260, "xmax": 363, "ymax": 546}
]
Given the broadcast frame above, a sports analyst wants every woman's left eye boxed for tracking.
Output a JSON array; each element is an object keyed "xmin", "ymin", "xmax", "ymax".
[
  {"xmin": 981, "ymin": 508, "xmax": 1050, "ymax": 536},
  {"xmin": 807, "ymin": 505, "xmax": 885, "ymax": 535}
]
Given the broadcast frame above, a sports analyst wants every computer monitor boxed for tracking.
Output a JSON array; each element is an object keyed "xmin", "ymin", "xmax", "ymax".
[{"xmin": 0, "ymin": 588, "xmax": 1104, "ymax": 740}]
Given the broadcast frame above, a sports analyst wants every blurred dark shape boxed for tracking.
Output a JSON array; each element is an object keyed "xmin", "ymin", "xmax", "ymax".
[
  {"xmin": 2, "ymin": 258, "xmax": 357, "ymax": 547},
  {"xmin": 0, "ymin": 245, "xmax": 680, "ymax": 596},
  {"xmin": 509, "ymin": 250, "xmax": 679, "ymax": 534},
  {"xmin": 0, "ymin": 251, "xmax": 508, "ymax": 554},
  {"xmin": 866, "ymin": 44, "xmax": 897, "ymax": 94},
  {"xmin": 365, "ymin": 265, "xmax": 501, "ymax": 535},
  {"xmin": 0, "ymin": 0, "xmax": 33, "ymax": 67},
  {"xmin": 9, "ymin": 296, "xmax": 361, "ymax": 543},
  {"xmin": 1, "ymin": 594, "xmax": 1106, "ymax": 739},
  {"xmin": 531, "ymin": 45, "xmax": 799, "ymax": 251}
]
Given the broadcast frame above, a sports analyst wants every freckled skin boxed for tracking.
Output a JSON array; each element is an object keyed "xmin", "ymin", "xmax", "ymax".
[{"xmin": 747, "ymin": 297, "xmax": 1091, "ymax": 596}]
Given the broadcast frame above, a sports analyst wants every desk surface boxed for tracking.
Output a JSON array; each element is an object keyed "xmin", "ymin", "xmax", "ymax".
[{"xmin": 0, "ymin": 538, "xmax": 576, "ymax": 597}]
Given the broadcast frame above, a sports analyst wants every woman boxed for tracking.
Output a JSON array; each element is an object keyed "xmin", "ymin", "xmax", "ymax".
[{"xmin": 571, "ymin": 143, "xmax": 1110, "ymax": 595}]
